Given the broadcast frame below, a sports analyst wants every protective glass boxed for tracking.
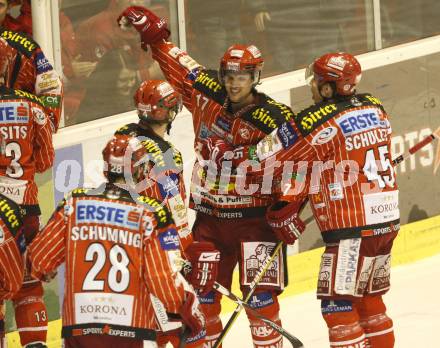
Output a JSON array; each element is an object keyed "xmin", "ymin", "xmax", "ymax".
[{"xmin": 305, "ymin": 63, "xmax": 315, "ymax": 86}]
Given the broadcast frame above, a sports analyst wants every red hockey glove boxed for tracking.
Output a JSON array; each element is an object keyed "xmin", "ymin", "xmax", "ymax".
[
  {"xmin": 180, "ymin": 290, "xmax": 206, "ymax": 336},
  {"xmin": 117, "ymin": 6, "xmax": 170, "ymax": 50},
  {"xmin": 184, "ymin": 241, "xmax": 220, "ymax": 295},
  {"xmin": 197, "ymin": 136, "xmax": 235, "ymax": 169},
  {"xmin": 266, "ymin": 201, "xmax": 306, "ymax": 245}
]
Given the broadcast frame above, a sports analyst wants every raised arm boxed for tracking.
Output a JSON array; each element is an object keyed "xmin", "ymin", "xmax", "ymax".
[{"xmin": 117, "ymin": 6, "xmax": 203, "ymax": 113}]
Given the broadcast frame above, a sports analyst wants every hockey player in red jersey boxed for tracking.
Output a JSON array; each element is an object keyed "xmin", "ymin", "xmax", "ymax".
[
  {"xmin": 115, "ymin": 79, "xmax": 193, "ymax": 249},
  {"xmin": 1, "ymin": 45, "xmax": 54, "ymax": 347},
  {"xmin": 117, "ymin": 6, "xmax": 296, "ymax": 347},
  {"xmin": 0, "ymin": 193, "xmax": 26, "ymax": 348},
  {"xmin": 115, "ymin": 80, "xmax": 220, "ymax": 347},
  {"xmin": 28, "ymin": 135, "xmax": 206, "ymax": 348},
  {"xmin": 213, "ymin": 52, "xmax": 398, "ymax": 348},
  {"xmin": 0, "ymin": 29, "xmax": 63, "ymax": 132}
]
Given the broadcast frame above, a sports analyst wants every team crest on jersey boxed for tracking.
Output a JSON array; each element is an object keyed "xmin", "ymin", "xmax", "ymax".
[
  {"xmin": 32, "ymin": 107, "xmax": 46, "ymax": 125},
  {"xmin": 142, "ymin": 215, "xmax": 154, "ymax": 238},
  {"xmin": 311, "ymin": 126, "xmax": 338, "ymax": 145}
]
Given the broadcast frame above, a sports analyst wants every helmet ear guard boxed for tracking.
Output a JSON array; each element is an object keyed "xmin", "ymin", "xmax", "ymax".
[
  {"xmin": 306, "ymin": 52, "xmax": 362, "ymax": 96},
  {"xmin": 219, "ymin": 44, "xmax": 264, "ymax": 86}
]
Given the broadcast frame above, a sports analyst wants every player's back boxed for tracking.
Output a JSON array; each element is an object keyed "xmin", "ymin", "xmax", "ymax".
[
  {"xmin": 59, "ymin": 185, "xmax": 170, "ymax": 338},
  {"xmin": 113, "ymin": 126, "xmax": 192, "ymax": 249},
  {"xmin": 292, "ymin": 93, "xmax": 399, "ymax": 242},
  {"xmin": 0, "ymin": 86, "xmax": 53, "ymax": 205}
]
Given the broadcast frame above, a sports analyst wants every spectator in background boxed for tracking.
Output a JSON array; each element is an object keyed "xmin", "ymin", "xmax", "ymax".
[
  {"xmin": 0, "ymin": 0, "xmax": 32, "ymax": 35},
  {"xmin": 59, "ymin": 0, "xmax": 97, "ymax": 125},
  {"xmin": 76, "ymin": 48, "xmax": 138, "ymax": 123},
  {"xmin": 75, "ymin": 0, "xmax": 164, "ymax": 84},
  {"xmin": 186, "ymin": 0, "xmax": 243, "ymax": 69},
  {"xmin": 246, "ymin": 0, "xmax": 366, "ymax": 73}
]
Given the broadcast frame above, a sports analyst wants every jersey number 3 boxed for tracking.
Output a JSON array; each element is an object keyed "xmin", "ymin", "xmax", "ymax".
[{"xmin": 83, "ymin": 243, "xmax": 130, "ymax": 293}]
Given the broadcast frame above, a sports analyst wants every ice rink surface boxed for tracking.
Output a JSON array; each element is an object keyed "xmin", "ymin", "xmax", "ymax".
[{"xmin": 220, "ymin": 253, "xmax": 440, "ymax": 347}]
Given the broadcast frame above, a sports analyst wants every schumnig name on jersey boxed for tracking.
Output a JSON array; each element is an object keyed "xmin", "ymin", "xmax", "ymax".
[{"xmin": 71, "ymin": 226, "xmax": 142, "ymax": 248}]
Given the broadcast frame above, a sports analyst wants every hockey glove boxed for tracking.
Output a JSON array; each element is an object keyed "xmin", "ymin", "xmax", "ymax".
[
  {"xmin": 197, "ymin": 136, "xmax": 237, "ymax": 169},
  {"xmin": 180, "ymin": 290, "xmax": 206, "ymax": 337},
  {"xmin": 184, "ymin": 241, "xmax": 220, "ymax": 295},
  {"xmin": 117, "ymin": 6, "xmax": 170, "ymax": 50},
  {"xmin": 266, "ymin": 201, "xmax": 306, "ymax": 245}
]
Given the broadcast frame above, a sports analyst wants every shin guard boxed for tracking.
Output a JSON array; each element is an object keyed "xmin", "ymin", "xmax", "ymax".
[
  {"xmin": 322, "ymin": 300, "xmax": 368, "ymax": 348},
  {"xmin": 246, "ymin": 291, "xmax": 282, "ymax": 348},
  {"xmin": 199, "ymin": 291, "xmax": 222, "ymax": 347},
  {"xmin": 12, "ymin": 283, "xmax": 48, "ymax": 347},
  {"xmin": 358, "ymin": 296, "xmax": 394, "ymax": 348}
]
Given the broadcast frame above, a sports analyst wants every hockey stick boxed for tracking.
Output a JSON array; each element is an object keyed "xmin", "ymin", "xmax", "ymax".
[
  {"xmin": 391, "ymin": 127, "xmax": 440, "ymax": 165},
  {"xmin": 213, "ymin": 282, "xmax": 304, "ymax": 348},
  {"xmin": 213, "ymin": 241, "xmax": 283, "ymax": 348}
]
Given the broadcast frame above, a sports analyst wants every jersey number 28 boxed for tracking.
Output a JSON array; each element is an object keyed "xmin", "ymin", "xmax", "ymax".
[{"xmin": 83, "ymin": 243, "xmax": 130, "ymax": 293}]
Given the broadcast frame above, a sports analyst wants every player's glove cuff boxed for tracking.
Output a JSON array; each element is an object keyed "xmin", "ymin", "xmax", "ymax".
[{"xmin": 266, "ymin": 201, "xmax": 306, "ymax": 245}]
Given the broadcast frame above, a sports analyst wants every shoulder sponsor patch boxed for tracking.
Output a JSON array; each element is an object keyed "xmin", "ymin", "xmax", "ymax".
[
  {"xmin": 35, "ymin": 51, "xmax": 53, "ymax": 74},
  {"xmin": 137, "ymin": 196, "xmax": 171, "ymax": 228},
  {"xmin": 255, "ymin": 122, "xmax": 297, "ymax": 161},
  {"xmin": 276, "ymin": 122, "xmax": 298, "ymax": 148},
  {"xmin": 36, "ymin": 72, "xmax": 61, "ymax": 94},
  {"xmin": 256, "ymin": 132, "xmax": 283, "ymax": 161},
  {"xmin": 158, "ymin": 229, "xmax": 180, "ymax": 250},
  {"xmin": 311, "ymin": 126, "xmax": 338, "ymax": 145},
  {"xmin": 295, "ymin": 102, "xmax": 339, "ymax": 136},
  {"xmin": 157, "ymin": 174, "xmax": 180, "ymax": 199},
  {"xmin": 13, "ymin": 89, "xmax": 44, "ymax": 105},
  {"xmin": 244, "ymin": 99, "xmax": 292, "ymax": 134},
  {"xmin": 193, "ymin": 69, "xmax": 227, "ymax": 105},
  {"xmin": 0, "ymin": 29, "xmax": 38, "ymax": 57}
]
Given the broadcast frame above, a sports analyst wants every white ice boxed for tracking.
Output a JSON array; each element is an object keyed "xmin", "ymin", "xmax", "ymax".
[{"xmin": 220, "ymin": 253, "xmax": 440, "ymax": 347}]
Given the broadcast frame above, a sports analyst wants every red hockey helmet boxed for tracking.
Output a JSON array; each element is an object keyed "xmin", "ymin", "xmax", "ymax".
[
  {"xmin": 102, "ymin": 135, "xmax": 147, "ymax": 182},
  {"xmin": 219, "ymin": 44, "xmax": 264, "ymax": 85},
  {"xmin": 305, "ymin": 52, "xmax": 362, "ymax": 96},
  {"xmin": 133, "ymin": 80, "xmax": 182, "ymax": 123}
]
